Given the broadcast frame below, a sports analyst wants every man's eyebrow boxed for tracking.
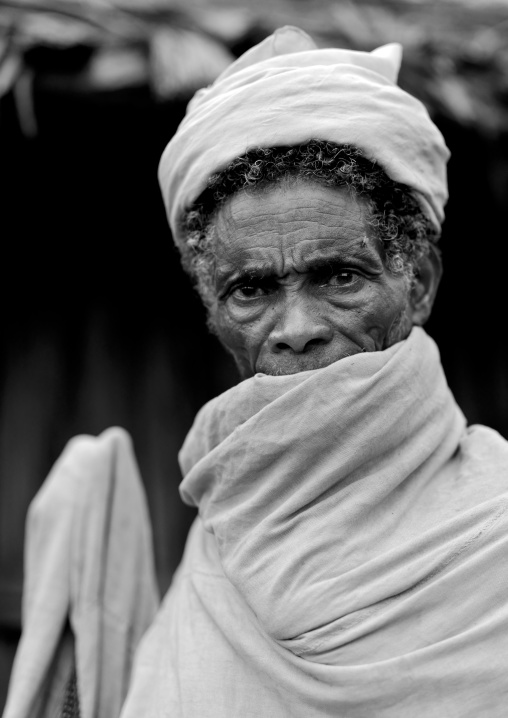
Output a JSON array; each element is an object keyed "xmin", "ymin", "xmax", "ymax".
[
  {"xmin": 216, "ymin": 264, "xmax": 275, "ymax": 284},
  {"xmin": 216, "ymin": 247, "xmax": 382, "ymax": 285},
  {"xmin": 303, "ymin": 245, "xmax": 383, "ymax": 271},
  {"xmin": 304, "ymin": 257, "xmax": 352, "ymax": 273},
  {"xmin": 303, "ymin": 254, "xmax": 376, "ymax": 272}
]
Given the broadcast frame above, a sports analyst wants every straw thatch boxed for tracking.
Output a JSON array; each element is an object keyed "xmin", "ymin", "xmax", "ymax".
[
  {"xmin": 0, "ymin": 0, "xmax": 235, "ymax": 134},
  {"xmin": 2, "ymin": 0, "xmax": 508, "ymax": 135}
]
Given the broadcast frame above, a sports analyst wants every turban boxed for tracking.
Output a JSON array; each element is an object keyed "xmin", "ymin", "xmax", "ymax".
[{"xmin": 158, "ymin": 25, "xmax": 450, "ymax": 251}]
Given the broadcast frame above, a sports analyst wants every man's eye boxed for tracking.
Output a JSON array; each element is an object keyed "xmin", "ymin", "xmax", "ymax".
[
  {"xmin": 320, "ymin": 271, "xmax": 360, "ymax": 287},
  {"xmin": 232, "ymin": 284, "xmax": 267, "ymax": 299}
]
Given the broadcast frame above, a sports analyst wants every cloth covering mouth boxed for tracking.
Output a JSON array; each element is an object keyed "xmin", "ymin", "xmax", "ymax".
[
  {"xmin": 158, "ymin": 25, "xmax": 450, "ymax": 252},
  {"xmin": 120, "ymin": 327, "xmax": 508, "ymax": 716},
  {"xmin": 178, "ymin": 327, "xmax": 469, "ymax": 655}
]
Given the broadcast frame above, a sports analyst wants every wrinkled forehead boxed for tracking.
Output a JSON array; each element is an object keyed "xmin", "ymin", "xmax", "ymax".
[
  {"xmin": 214, "ymin": 179, "xmax": 370, "ymax": 239},
  {"xmin": 211, "ymin": 181, "xmax": 382, "ymax": 276}
]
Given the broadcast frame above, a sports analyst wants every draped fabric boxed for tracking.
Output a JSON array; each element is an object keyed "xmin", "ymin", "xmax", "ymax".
[
  {"xmin": 4, "ymin": 428, "xmax": 159, "ymax": 718},
  {"xmin": 157, "ymin": 26, "xmax": 450, "ymax": 250},
  {"xmin": 121, "ymin": 328, "xmax": 508, "ymax": 716}
]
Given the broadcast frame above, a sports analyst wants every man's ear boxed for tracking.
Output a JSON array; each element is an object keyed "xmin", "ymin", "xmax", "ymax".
[{"xmin": 410, "ymin": 244, "xmax": 442, "ymax": 326}]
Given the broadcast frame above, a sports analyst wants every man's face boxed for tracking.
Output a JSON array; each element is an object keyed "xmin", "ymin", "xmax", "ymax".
[{"xmin": 210, "ymin": 181, "xmax": 418, "ymax": 378}]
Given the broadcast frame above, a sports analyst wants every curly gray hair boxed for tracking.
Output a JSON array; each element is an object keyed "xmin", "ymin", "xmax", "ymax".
[{"xmin": 180, "ymin": 140, "xmax": 440, "ymax": 311}]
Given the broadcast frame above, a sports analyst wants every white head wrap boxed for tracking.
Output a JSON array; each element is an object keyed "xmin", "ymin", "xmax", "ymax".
[{"xmin": 158, "ymin": 26, "xmax": 450, "ymax": 250}]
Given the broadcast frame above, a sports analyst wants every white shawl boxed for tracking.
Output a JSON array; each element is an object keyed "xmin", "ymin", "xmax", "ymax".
[
  {"xmin": 122, "ymin": 328, "xmax": 508, "ymax": 717},
  {"xmin": 4, "ymin": 428, "xmax": 159, "ymax": 718}
]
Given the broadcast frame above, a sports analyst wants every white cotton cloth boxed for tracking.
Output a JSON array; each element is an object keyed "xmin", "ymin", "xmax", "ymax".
[
  {"xmin": 158, "ymin": 25, "xmax": 450, "ymax": 250},
  {"xmin": 3, "ymin": 427, "xmax": 159, "ymax": 718},
  {"xmin": 121, "ymin": 328, "xmax": 508, "ymax": 717}
]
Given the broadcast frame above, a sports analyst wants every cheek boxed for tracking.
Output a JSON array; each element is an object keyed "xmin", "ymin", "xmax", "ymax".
[
  {"xmin": 370, "ymin": 284, "xmax": 408, "ymax": 319},
  {"xmin": 322, "ymin": 280, "xmax": 410, "ymax": 345},
  {"xmin": 213, "ymin": 306, "xmax": 266, "ymax": 373},
  {"xmin": 360, "ymin": 279, "xmax": 412, "ymax": 339}
]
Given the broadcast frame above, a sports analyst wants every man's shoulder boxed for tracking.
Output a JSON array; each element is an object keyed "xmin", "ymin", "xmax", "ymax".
[{"xmin": 459, "ymin": 423, "xmax": 508, "ymax": 495}]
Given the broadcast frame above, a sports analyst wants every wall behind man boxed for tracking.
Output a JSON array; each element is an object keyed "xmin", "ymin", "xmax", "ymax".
[
  {"xmin": 0, "ymin": 83, "xmax": 238, "ymax": 707},
  {"xmin": 428, "ymin": 119, "xmax": 508, "ymax": 433},
  {"xmin": 0, "ymin": 79, "xmax": 241, "ymax": 579}
]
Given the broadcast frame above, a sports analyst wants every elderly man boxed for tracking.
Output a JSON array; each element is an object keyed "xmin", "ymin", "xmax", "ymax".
[{"xmin": 121, "ymin": 26, "xmax": 508, "ymax": 717}]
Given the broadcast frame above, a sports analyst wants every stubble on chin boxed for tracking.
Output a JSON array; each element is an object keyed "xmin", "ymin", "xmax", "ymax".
[{"xmin": 255, "ymin": 345, "xmax": 367, "ymax": 377}]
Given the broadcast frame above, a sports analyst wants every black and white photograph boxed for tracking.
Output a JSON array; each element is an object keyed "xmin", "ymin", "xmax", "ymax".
[{"xmin": 1, "ymin": 0, "xmax": 508, "ymax": 715}]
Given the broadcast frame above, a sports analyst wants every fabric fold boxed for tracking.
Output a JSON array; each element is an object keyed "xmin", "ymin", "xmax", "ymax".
[
  {"xmin": 179, "ymin": 328, "xmax": 468, "ymax": 658},
  {"xmin": 122, "ymin": 328, "xmax": 508, "ymax": 716},
  {"xmin": 4, "ymin": 428, "xmax": 159, "ymax": 718}
]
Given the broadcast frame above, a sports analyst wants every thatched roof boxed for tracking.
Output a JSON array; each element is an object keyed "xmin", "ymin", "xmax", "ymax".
[
  {"xmin": 197, "ymin": 0, "xmax": 508, "ymax": 136},
  {"xmin": 0, "ymin": 0, "xmax": 235, "ymax": 135},
  {"xmin": 1, "ymin": 0, "xmax": 508, "ymax": 136}
]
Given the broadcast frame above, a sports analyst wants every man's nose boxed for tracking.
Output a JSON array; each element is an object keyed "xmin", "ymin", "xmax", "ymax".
[{"xmin": 267, "ymin": 300, "xmax": 333, "ymax": 354}]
